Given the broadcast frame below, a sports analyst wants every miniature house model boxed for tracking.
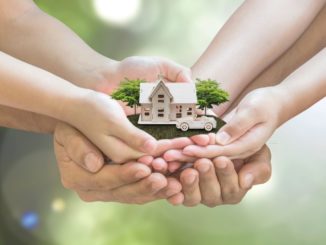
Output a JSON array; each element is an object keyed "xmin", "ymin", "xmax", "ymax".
[{"xmin": 138, "ymin": 78, "xmax": 197, "ymax": 124}]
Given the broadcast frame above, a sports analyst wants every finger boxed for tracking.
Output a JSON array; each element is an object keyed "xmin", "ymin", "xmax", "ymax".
[
  {"xmin": 158, "ymin": 57, "xmax": 192, "ymax": 83},
  {"xmin": 153, "ymin": 137, "xmax": 193, "ymax": 157},
  {"xmin": 216, "ymin": 107, "xmax": 260, "ymax": 145},
  {"xmin": 194, "ymin": 158, "xmax": 222, "ymax": 207},
  {"xmin": 137, "ymin": 155, "xmax": 154, "ymax": 166},
  {"xmin": 152, "ymin": 157, "xmax": 168, "ymax": 174},
  {"xmin": 182, "ymin": 145, "xmax": 222, "ymax": 159},
  {"xmin": 167, "ymin": 193, "xmax": 184, "ymax": 206},
  {"xmin": 54, "ymin": 122, "xmax": 104, "ymax": 173},
  {"xmin": 163, "ymin": 149, "xmax": 197, "ymax": 162},
  {"xmin": 155, "ymin": 177, "xmax": 182, "ymax": 199},
  {"xmin": 108, "ymin": 173, "xmax": 168, "ymax": 203},
  {"xmin": 213, "ymin": 157, "xmax": 246, "ymax": 204},
  {"xmin": 239, "ymin": 145, "xmax": 272, "ymax": 189},
  {"xmin": 190, "ymin": 134, "xmax": 210, "ymax": 146},
  {"xmin": 99, "ymin": 135, "xmax": 145, "ymax": 164},
  {"xmin": 57, "ymin": 157, "xmax": 151, "ymax": 191},
  {"xmin": 215, "ymin": 123, "xmax": 271, "ymax": 159},
  {"xmin": 167, "ymin": 161, "xmax": 182, "ymax": 173},
  {"xmin": 109, "ymin": 111, "xmax": 158, "ymax": 154},
  {"xmin": 180, "ymin": 168, "xmax": 201, "ymax": 207}
]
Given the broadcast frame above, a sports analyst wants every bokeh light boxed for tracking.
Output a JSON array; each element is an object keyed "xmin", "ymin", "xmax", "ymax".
[
  {"xmin": 92, "ymin": 0, "xmax": 142, "ymax": 25},
  {"xmin": 20, "ymin": 211, "xmax": 39, "ymax": 230},
  {"xmin": 51, "ymin": 198, "xmax": 66, "ymax": 213}
]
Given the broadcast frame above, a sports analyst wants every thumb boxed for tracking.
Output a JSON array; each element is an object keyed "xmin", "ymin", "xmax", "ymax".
[
  {"xmin": 54, "ymin": 122, "xmax": 104, "ymax": 173},
  {"xmin": 111, "ymin": 117, "xmax": 158, "ymax": 154},
  {"xmin": 159, "ymin": 58, "xmax": 192, "ymax": 83},
  {"xmin": 215, "ymin": 106, "xmax": 258, "ymax": 145}
]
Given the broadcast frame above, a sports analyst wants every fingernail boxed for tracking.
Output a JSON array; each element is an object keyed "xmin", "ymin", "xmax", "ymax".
[
  {"xmin": 185, "ymin": 174, "xmax": 196, "ymax": 185},
  {"xmin": 216, "ymin": 131, "xmax": 231, "ymax": 145},
  {"xmin": 243, "ymin": 173, "xmax": 254, "ymax": 189},
  {"xmin": 85, "ymin": 153, "xmax": 100, "ymax": 173},
  {"xmin": 198, "ymin": 164, "xmax": 210, "ymax": 173},
  {"xmin": 142, "ymin": 139, "xmax": 157, "ymax": 153},
  {"xmin": 135, "ymin": 170, "xmax": 149, "ymax": 179},
  {"xmin": 216, "ymin": 160, "xmax": 227, "ymax": 169}
]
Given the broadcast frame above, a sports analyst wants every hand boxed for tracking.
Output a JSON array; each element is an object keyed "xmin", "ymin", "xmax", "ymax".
[
  {"xmin": 61, "ymin": 92, "xmax": 157, "ymax": 164},
  {"xmin": 53, "ymin": 123, "xmax": 183, "ymax": 204},
  {"xmin": 182, "ymin": 87, "xmax": 284, "ymax": 159},
  {"xmin": 172, "ymin": 145, "xmax": 272, "ymax": 207},
  {"xmin": 95, "ymin": 56, "xmax": 192, "ymax": 94}
]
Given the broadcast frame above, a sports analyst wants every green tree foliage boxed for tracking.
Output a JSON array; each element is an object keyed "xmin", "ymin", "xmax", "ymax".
[
  {"xmin": 196, "ymin": 79, "xmax": 229, "ymax": 115},
  {"xmin": 111, "ymin": 78, "xmax": 146, "ymax": 115}
]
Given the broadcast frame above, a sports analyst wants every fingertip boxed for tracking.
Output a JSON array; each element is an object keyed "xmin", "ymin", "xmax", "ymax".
[
  {"xmin": 215, "ymin": 131, "xmax": 231, "ymax": 145},
  {"xmin": 142, "ymin": 138, "xmax": 158, "ymax": 154},
  {"xmin": 84, "ymin": 153, "xmax": 104, "ymax": 173},
  {"xmin": 190, "ymin": 134, "xmax": 210, "ymax": 146},
  {"xmin": 138, "ymin": 155, "xmax": 153, "ymax": 166},
  {"xmin": 167, "ymin": 193, "xmax": 184, "ymax": 206}
]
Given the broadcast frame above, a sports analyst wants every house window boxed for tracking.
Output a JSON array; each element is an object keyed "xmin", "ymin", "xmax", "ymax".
[
  {"xmin": 176, "ymin": 113, "xmax": 182, "ymax": 118},
  {"xmin": 158, "ymin": 94, "xmax": 164, "ymax": 98},
  {"xmin": 158, "ymin": 99, "xmax": 164, "ymax": 103},
  {"xmin": 145, "ymin": 112, "xmax": 150, "ymax": 116},
  {"xmin": 158, "ymin": 108, "xmax": 164, "ymax": 117},
  {"xmin": 187, "ymin": 107, "xmax": 192, "ymax": 115}
]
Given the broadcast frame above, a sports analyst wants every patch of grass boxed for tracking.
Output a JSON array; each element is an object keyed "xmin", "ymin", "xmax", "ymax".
[{"xmin": 127, "ymin": 115, "xmax": 225, "ymax": 140}]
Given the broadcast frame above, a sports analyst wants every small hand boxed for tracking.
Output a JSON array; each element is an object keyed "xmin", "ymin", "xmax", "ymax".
[
  {"xmin": 182, "ymin": 87, "xmax": 284, "ymax": 159},
  {"xmin": 53, "ymin": 123, "xmax": 182, "ymax": 204}
]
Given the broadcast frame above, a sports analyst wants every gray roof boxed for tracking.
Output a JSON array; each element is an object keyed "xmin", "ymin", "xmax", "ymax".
[{"xmin": 139, "ymin": 80, "xmax": 197, "ymax": 104}]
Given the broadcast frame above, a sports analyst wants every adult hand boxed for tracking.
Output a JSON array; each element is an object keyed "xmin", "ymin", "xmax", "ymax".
[
  {"xmin": 172, "ymin": 145, "xmax": 272, "ymax": 207},
  {"xmin": 95, "ymin": 56, "xmax": 192, "ymax": 95},
  {"xmin": 53, "ymin": 123, "xmax": 184, "ymax": 204}
]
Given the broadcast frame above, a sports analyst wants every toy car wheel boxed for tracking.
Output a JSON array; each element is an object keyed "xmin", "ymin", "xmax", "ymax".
[
  {"xmin": 180, "ymin": 122, "xmax": 189, "ymax": 132},
  {"xmin": 204, "ymin": 123, "xmax": 213, "ymax": 132}
]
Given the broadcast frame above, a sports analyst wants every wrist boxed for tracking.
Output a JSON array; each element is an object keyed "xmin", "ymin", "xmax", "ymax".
[
  {"xmin": 271, "ymin": 85, "xmax": 293, "ymax": 127},
  {"xmin": 58, "ymin": 86, "xmax": 95, "ymax": 125}
]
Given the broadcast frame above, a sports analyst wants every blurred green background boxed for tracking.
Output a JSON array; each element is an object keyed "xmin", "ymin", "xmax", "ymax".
[{"xmin": 1, "ymin": 0, "xmax": 326, "ymax": 244}]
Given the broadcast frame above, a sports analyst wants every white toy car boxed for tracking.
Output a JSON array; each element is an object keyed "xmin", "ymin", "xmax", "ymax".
[{"xmin": 176, "ymin": 116, "xmax": 217, "ymax": 132}]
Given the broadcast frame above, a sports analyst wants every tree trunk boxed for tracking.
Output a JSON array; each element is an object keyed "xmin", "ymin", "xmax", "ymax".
[
  {"xmin": 204, "ymin": 107, "xmax": 207, "ymax": 116},
  {"xmin": 134, "ymin": 105, "xmax": 137, "ymax": 115}
]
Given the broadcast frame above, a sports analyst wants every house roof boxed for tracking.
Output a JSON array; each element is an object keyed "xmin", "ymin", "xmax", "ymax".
[{"xmin": 139, "ymin": 79, "xmax": 197, "ymax": 104}]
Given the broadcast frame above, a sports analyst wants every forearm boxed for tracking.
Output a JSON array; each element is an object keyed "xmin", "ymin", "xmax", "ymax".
[
  {"xmin": 192, "ymin": 0, "xmax": 325, "ymax": 102},
  {"xmin": 0, "ymin": 51, "xmax": 87, "ymax": 120},
  {"xmin": 0, "ymin": 105, "xmax": 57, "ymax": 133},
  {"xmin": 277, "ymin": 48, "xmax": 326, "ymax": 125},
  {"xmin": 0, "ymin": 0, "xmax": 116, "ymax": 91}
]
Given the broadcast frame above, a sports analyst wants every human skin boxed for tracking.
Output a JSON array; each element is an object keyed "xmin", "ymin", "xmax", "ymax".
[
  {"xmin": 162, "ymin": 2, "xmax": 326, "ymax": 206},
  {"xmin": 0, "ymin": 0, "xmax": 193, "ymax": 202}
]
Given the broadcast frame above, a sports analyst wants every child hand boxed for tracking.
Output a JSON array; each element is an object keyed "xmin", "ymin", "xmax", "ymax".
[
  {"xmin": 62, "ymin": 90, "xmax": 157, "ymax": 164},
  {"xmin": 181, "ymin": 87, "xmax": 284, "ymax": 159}
]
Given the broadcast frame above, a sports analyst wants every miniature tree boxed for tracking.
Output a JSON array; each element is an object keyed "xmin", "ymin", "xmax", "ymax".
[
  {"xmin": 111, "ymin": 78, "xmax": 145, "ymax": 115},
  {"xmin": 196, "ymin": 79, "xmax": 229, "ymax": 115}
]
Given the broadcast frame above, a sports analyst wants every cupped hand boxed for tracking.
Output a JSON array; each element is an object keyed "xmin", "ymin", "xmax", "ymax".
[
  {"xmin": 170, "ymin": 145, "xmax": 272, "ymax": 207},
  {"xmin": 53, "ymin": 123, "xmax": 184, "ymax": 204},
  {"xmin": 182, "ymin": 87, "xmax": 284, "ymax": 160},
  {"xmin": 95, "ymin": 56, "xmax": 192, "ymax": 94}
]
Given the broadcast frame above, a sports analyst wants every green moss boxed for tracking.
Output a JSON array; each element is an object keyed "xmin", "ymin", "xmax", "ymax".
[{"xmin": 128, "ymin": 115, "xmax": 225, "ymax": 140}]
